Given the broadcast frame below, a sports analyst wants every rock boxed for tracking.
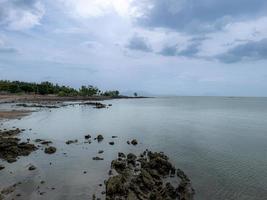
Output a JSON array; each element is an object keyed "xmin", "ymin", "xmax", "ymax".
[
  {"xmin": 44, "ymin": 146, "xmax": 56, "ymax": 154},
  {"xmin": 34, "ymin": 139, "xmax": 43, "ymax": 143},
  {"xmin": 1, "ymin": 184, "xmax": 17, "ymax": 195},
  {"xmin": 93, "ymin": 157, "xmax": 104, "ymax": 161},
  {"xmin": 111, "ymin": 160, "xmax": 127, "ymax": 173},
  {"xmin": 109, "ymin": 141, "xmax": 115, "ymax": 145},
  {"xmin": 66, "ymin": 139, "xmax": 78, "ymax": 145},
  {"xmin": 81, "ymin": 102, "xmax": 106, "ymax": 109},
  {"xmin": 127, "ymin": 153, "xmax": 137, "ymax": 166},
  {"xmin": 0, "ymin": 133, "xmax": 37, "ymax": 163},
  {"xmin": 105, "ymin": 151, "xmax": 195, "ymax": 200},
  {"xmin": 106, "ymin": 174, "xmax": 127, "ymax": 197},
  {"xmin": 85, "ymin": 134, "xmax": 91, "ymax": 139},
  {"xmin": 0, "ymin": 165, "xmax": 5, "ymax": 170},
  {"xmin": 118, "ymin": 152, "xmax": 126, "ymax": 158},
  {"xmin": 127, "ymin": 141, "xmax": 130, "ymax": 145},
  {"xmin": 111, "ymin": 136, "xmax": 118, "ymax": 138},
  {"xmin": 98, "ymin": 150, "xmax": 104, "ymax": 154},
  {"xmin": 131, "ymin": 139, "xmax": 138, "ymax": 145},
  {"xmin": 40, "ymin": 140, "xmax": 52, "ymax": 145},
  {"xmin": 28, "ymin": 165, "xmax": 36, "ymax": 171},
  {"xmin": 96, "ymin": 135, "xmax": 104, "ymax": 142}
]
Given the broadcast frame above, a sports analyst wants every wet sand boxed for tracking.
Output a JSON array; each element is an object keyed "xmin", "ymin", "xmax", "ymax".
[
  {"xmin": 0, "ymin": 111, "xmax": 31, "ymax": 120},
  {"xmin": 0, "ymin": 94, "xmax": 147, "ymax": 104}
]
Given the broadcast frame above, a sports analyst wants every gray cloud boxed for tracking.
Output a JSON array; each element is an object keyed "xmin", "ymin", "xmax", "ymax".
[
  {"xmin": 159, "ymin": 45, "xmax": 178, "ymax": 56},
  {"xmin": 217, "ymin": 38, "xmax": 267, "ymax": 63},
  {"xmin": 134, "ymin": 0, "xmax": 267, "ymax": 33},
  {"xmin": 0, "ymin": 0, "xmax": 44, "ymax": 30},
  {"xmin": 126, "ymin": 35, "xmax": 152, "ymax": 52},
  {"xmin": 177, "ymin": 43, "xmax": 200, "ymax": 57},
  {"xmin": 0, "ymin": 47, "xmax": 17, "ymax": 54},
  {"xmin": 159, "ymin": 36, "xmax": 206, "ymax": 57}
]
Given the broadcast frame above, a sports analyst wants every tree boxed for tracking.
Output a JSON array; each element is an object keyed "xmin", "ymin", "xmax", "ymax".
[
  {"xmin": 79, "ymin": 85, "xmax": 99, "ymax": 96},
  {"xmin": 134, "ymin": 92, "xmax": 138, "ymax": 97},
  {"xmin": 102, "ymin": 90, "xmax": 120, "ymax": 97}
]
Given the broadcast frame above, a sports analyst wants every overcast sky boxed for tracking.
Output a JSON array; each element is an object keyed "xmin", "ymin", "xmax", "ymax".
[{"xmin": 0, "ymin": 0, "xmax": 267, "ymax": 96}]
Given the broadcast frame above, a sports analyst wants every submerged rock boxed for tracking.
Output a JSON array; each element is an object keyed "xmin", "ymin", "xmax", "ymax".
[
  {"xmin": 66, "ymin": 139, "xmax": 78, "ymax": 145},
  {"xmin": 81, "ymin": 102, "xmax": 106, "ymax": 109},
  {"xmin": 93, "ymin": 156, "xmax": 104, "ymax": 161},
  {"xmin": 28, "ymin": 164, "xmax": 36, "ymax": 171},
  {"xmin": 105, "ymin": 151, "xmax": 195, "ymax": 200},
  {"xmin": 131, "ymin": 139, "xmax": 138, "ymax": 145},
  {"xmin": 0, "ymin": 165, "xmax": 5, "ymax": 170},
  {"xmin": 44, "ymin": 146, "xmax": 57, "ymax": 154},
  {"xmin": 85, "ymin": 134, "xmax": 91, "ymax": 139},
  {"xmin": 96, "ymin": 134, "xmax": 104, "ymax": 142},
  {"xmin": 40, "ymin": 140, "xmax": 52, "ymax": 145}
]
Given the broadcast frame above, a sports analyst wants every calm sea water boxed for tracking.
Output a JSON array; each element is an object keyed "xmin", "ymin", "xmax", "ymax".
[{"xmin": 1, "ymin": 97, "xmax": 267, "ymax": 200}]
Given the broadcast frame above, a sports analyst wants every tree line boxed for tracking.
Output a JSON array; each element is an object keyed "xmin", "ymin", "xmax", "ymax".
[{"xmin": 0, "ymin": 80, "xmax": 121, "ymax": 97}]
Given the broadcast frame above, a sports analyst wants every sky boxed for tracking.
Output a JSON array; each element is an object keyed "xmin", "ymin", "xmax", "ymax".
[{"xmin": 0, "ymin": 0, "xmax": 267, "ymax": 96}]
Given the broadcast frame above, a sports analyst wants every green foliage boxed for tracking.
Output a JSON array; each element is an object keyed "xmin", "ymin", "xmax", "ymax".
[
  {"xmin": 79, "ymin": 85, "xmax": 100, "ymax": 96},
  {"xmin": 0, "ymin": 80, "xmax": 74, "ymax": 95},
  {"xmin": 102, "ymin": 90, "xmax": 120, "ymax": 97},
  {"xmin": 0, "ymin": 80, "xmax": 122, "ymax": 98}
]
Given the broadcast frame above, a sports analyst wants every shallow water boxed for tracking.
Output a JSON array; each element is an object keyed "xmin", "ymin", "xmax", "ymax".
[{"xmin": 1, "ymin": 97, "xmax": 267, "ymax": 200}]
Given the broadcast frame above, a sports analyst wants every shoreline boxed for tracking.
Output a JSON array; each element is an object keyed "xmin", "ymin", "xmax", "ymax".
[
  {"xmin": 0, "ymin": 94, "xmax": 150, "ymax": 104},
  {"xmin": 0, "ymin": 94, "xmax": 150, "ymax": 120}
]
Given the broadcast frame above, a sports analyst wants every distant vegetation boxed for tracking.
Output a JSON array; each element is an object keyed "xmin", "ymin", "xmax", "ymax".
[{"xmin": 0, "ymin": 80, "xmax": 121, "ymax": 97}]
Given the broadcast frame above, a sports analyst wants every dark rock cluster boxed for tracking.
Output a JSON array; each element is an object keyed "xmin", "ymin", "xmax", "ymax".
[
  {"xmin": 106, "ymin": 150, "xmax": 194, "ymax": 200},
  {"xmin": 0, "ymin": 129, "xmax": 37, "ymax": 163}
]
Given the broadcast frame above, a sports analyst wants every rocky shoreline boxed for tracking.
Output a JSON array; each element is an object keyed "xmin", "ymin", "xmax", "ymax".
[
  {"xmin": 0, "ymin": 98, "xmax": 194, "ymax": 200},
  {"xmin": 0, "ymin": 127, "xmax": 195, "ymax": 199}
]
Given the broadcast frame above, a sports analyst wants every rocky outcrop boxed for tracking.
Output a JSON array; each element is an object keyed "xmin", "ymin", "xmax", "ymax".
[
  {"xmin": 0, "ymin": 130, "xmax": 37, "ymax": 163},
  {"xmin": 106, "ymin": 150, "xmax": 195, "ymax": 200}
]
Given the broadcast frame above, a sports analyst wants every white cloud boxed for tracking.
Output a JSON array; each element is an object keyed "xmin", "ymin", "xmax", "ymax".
[{"xmin": 60, "ymin": 0, "xmax": 134, "ymax": 18}]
